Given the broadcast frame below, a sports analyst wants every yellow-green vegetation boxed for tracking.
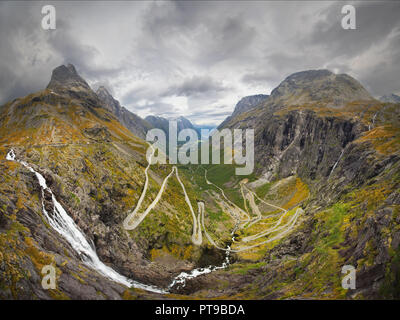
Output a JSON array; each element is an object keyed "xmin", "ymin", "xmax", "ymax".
[
  {"xmin": 238, "ymin": 203, "xmax": 351, "ymax": 299},
  {"xmin": 255, "ymin": 182, "xmax": 272, "ymax": 198},
  {"xmin": 253, "ymin": 176, "xmax": 309, "ymax": 210},
  {"xmin": 230, "ymin": 262, "xmax": 267, "ymax": 275},
  {"xmin": 231, "ymin": 176, "xmax": 309, "ymax": 262},
  {"xmin": 150, "ymin": 244, "xmax": 194, "ymax": 261},
  {"xmin": 0, "ymin": 213, "xmax": 68, "ymax": 299},
  {"xmin": 284, "ymin": 178, "xmax": 309, "ymax": 209},
  {"xmin": 250, "ymin": 175, "xmax": 399, "ymax": 299},
  {"xmin": 274, "ymin": 101, "xmax": 384, "ymax": 125},
  {"xmin": 0, "ymin": 215, "xmax": 30, "ymax": 298},
  {"xmin": 357, "ymin": 125, "xmax": 400, "ymax": 155},
  {"xmin": 0, "ymin": 89, "xmax": 146, "ymax": 146}
]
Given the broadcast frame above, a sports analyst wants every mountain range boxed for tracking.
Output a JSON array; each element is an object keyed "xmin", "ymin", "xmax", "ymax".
[
  {"xmin": 380, "ymin": 93, "xmax": 400, "ymax": 103},
  {"xmin": 145, "ymin": 115, "xmax": 197, "ymax": 135},
  {"xmin": 1, "ymin": 64, "xmax": 399, "ymax": 300}
]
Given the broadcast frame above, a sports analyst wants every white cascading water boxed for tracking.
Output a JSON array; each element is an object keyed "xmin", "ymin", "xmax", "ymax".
[
  {"xmin": 168, "ymin": 245, "xmax": 231, "ymax": 290},
  {"xmin": 329, "ymin": 149, "xmax": 344, "ymax": 177},
  {"xmin": 6, "ymin": 149, "xmax": 166, "ymax": 294}
]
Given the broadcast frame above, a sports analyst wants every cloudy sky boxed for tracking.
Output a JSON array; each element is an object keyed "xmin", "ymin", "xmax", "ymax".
[{"xmin": 0, "ymin": 1, "xmax": 399, "ymax": 125}]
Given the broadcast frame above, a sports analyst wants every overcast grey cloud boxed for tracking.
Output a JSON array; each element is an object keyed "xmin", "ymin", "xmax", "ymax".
[
  {"xmin": 162, "ymin": 76, "xmax": 229, "ymax": 97},
  {"xmin": 0, "ymin": 1, "xmax": 399, "ymax": 125}
]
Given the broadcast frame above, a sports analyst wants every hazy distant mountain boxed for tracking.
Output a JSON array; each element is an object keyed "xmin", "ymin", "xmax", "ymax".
[
  {"xmin": 379, "ymin": 93, "xmax": 400, "ymax": 103},
  {"xmin": 145, "ymin": 115, "xmax": 197, "ymax": 134}
]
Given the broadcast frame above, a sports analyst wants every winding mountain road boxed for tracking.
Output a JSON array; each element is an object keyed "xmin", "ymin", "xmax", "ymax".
[
  {"xmin": 123, "ymin": 144, "xmax": 304, "ymax": 252},
  {"xmin": 123, "ymin": 145, "xmax": 202, "ymax": 245}
]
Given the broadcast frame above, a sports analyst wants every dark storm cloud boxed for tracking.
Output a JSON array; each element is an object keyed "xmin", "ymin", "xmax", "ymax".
[
  {"xmin": 300, "ymin": 1, "xmax": 400, "ymax": 95},
  {"xmin": 307, "ymin": 1, "xmax": 400, "ymax": 59},
  {"xmin": 241, "ymin": 73, "xmax": 274, "ymax": 84},
  {"xmin": 45, "ymin": 18, "xmax": 126, "ymax": 86},
  {"xmin": 238, "ymin": 1, "xmax": 400, "ymax": 97},
  {"xmin": 0, "ymin": 3, "xmax": 107, "ymax": 103},
  {"xmin": 0, "ymin": 3, "xmax": 45, "ymax": 102},
  {"xmin": 195, "ymin": 16, "xmax": 257, "ymax": 66}
]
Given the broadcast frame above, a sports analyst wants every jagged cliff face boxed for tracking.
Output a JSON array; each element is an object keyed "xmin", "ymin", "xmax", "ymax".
[
  {"xmin": 221, "ymin": 70, "xmax": 379, "ymax": 183},
  {"xmin": 96, "ymin": 86, "xmax": 152, "ymax": 140},
  {"xmin": 218, "ymin": 94, "xmax": 269, "ymax": 129},
  {"xmin": 232, "ymin": 94, "xmax": 270, "ymax": 117},
  {"xmin": 96, "ymin": 86, "xmax": 121, "ymax": 116}
]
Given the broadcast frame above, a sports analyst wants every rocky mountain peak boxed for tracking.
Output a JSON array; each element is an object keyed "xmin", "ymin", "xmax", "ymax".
[
  {"xmin": 232, "ymin": 94, "xmax": 269, "ymax": 117},
  {"xmin": 96, "ymin": 86, "xmax": 120, "ymax": 114},
  {"xmin": 96, "ymin": 86, "xmax": 112, "ymax": 99},
  {"xmin": 217, "ymin": 94, "xmax": 269, "ymax": 129},
  {"xmin": 269, "ymin": 69, "xmax": 374, "ymax": 107},
  {"xmin": 47, "ymin": 63, "xmax": 91, "ymax": 92}
]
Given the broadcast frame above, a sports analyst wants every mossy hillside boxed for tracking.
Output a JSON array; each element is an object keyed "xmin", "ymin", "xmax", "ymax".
[
  {"xmin": 177, "ymin": 165, "xmax": 240, "ymax": 242},
  {"xmin": 273, "ymin": 100, "xmax": 385, "ymax": 126},
  {"xmin": 0, "ymin": 162, "xmax": 67, "ymax": 299},
  {"xmin": 231, "ymin": 177, "xmax": 309, "ymax": 259},
  {"xmin": 130, "ymin": 163, "xmax": 235, "ymax": 264},
  {"xmin": 180, "ymin": 160, "xmax": 311, "ymax": 264},
  {"xmin": 0, "ymin": 89, "xmax": 146, "ymax": 147},
  {"xmin": 234, "ymin": 162, "xmax": 400, "ymax": 299},
  {"xmin": 226, "ymin": 203, "xmax": 352, "ymax": 299},
  {"xmin": 0, "ymin": 215, "xmax": 32, "ymax": 299},
  {"xmin": 1, "ymin": 141, "xmax": 176, "ymax": 298},
  {"xmin": 129, "ymin": 172, "xmax": 196, "ymax": 258}
]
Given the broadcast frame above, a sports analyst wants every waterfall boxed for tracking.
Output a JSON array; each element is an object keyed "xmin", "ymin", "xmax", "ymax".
[
  {"xmin": 168, "ymin": 244, "xmax": 231, "ymax": 291},
  {"xmin": 329, "ymin": 149, "xmax": 344, "ymax": 177},
  {"xmin": 6, "ymin": 150, "xmax": 166, "ymax": 294},
  {"xmin": 368, "ymin": 112, "xmax": 378, "ymax": 131}
]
